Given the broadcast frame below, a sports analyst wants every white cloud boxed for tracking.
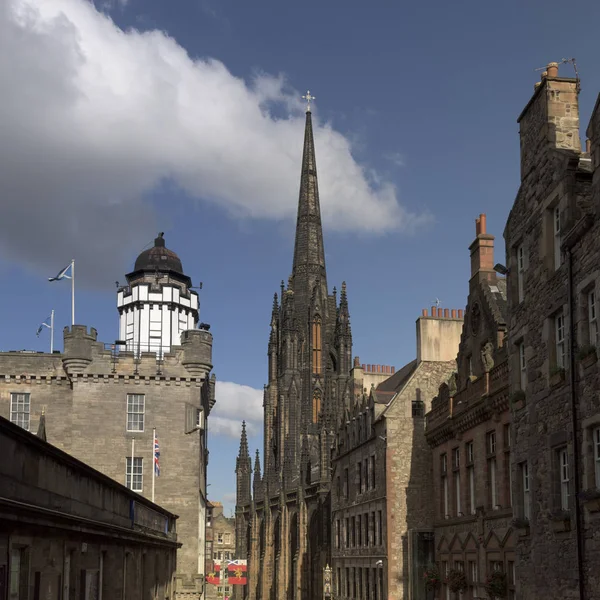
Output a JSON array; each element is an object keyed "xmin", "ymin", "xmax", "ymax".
[
  {"xmin": 210, "ymin": 381, "xmax": 263, "ymax": 439},
  {"xmin": 0, "ymin": 0, "xmax": 429, "ymax": 285}
]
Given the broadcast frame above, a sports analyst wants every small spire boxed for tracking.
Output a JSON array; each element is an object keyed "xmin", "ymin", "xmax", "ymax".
[
  {"xmin": 238, "ymin": 421, "xmax": 249, "ymax": 459},
  {"xmin": 253, "ymin": 449, "xmax": 262, "ymax": 481},
  {"xmin": 37, "ymin": 407, "xmax": 47, "ymax": 442},
  {"xmin": 272, "ymin": 293, "xmax": 279, "ymax": 312}
]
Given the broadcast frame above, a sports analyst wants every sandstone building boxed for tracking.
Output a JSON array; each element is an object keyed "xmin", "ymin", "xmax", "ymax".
[
  {"xmin": 1, "ymin": 415, "xmax": 178, "ymax": 600},
  {"xmin": 0, "ymin": 236, "xmax": 215, "ymax": 600},
  {"xmin": 504, "ymin": 62, "xmax": 600, "ymax": 599},
  {"xmin": 426, "ymin": 214, "xmax": 514, "ymax": 600},
  {"xmin": 331, "ymin": 307, "xmax": 463, "ymax": 600},
  {"xmin": 235, "ymin": 107, "xmax": 354, "ymax": 600},
  {"xmin": 206, "ymin": 501, "xmax": 236, "ymax": 600}
]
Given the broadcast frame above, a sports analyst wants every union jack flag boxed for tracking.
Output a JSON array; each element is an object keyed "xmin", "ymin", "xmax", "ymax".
[{"xmin": 154, "ymin": 434, "xmax": 160, "ymax": 477}]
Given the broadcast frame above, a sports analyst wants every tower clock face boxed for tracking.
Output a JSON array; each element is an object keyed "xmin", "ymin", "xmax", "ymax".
[{"xmin": 470, "ymin": 303, "xmax": 481, "ymax": 336}]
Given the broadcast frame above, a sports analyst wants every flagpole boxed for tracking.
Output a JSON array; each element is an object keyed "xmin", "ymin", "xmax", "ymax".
[
  {"xmin": 71, "ymin": 259, "xmax": 75, "ymax": 325},
  {"xmin": 152, "ymin": 428, "xmax": 156, "ymax": 503},
  {"xmin": 50, "ymin": 310, "xmax": 54, "ymax": 354},
  {"xmin": 131, "ymin": 437, "xmax": 135, "ymax": 489}
]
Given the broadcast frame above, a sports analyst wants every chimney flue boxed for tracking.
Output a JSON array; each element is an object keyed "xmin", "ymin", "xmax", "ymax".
[
  {"xmin": 546, "ymin": 62, "xmax": 559, "ymax": 78},
  {"xmin": 451, "ymin": 309, "xmax": 457, "ymax": 318},
  {"xmin": 422, "ymin": 308, "xmax": 428, "ymax": 317},
  {"xmin": 431, "ymin": 306, "xmax": 437, "ymax": 317}
]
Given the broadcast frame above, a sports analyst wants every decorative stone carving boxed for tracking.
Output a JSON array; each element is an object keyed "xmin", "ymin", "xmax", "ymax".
[
  {"xmin": 448, "ymin": 372, "xmax": 458, "ymax": 397},
  {"xmin": 481, "ymin": 341, "xmax": 495, "ymax": 373}
]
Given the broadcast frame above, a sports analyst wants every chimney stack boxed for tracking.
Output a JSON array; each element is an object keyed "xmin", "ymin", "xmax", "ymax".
[
  {"xmin": 519, "ymin": 60, "xmax": 581, "ymax": 179},
  {"xmin": 469, "ymin": 213, "xmax": 495, "ymax": 279}
]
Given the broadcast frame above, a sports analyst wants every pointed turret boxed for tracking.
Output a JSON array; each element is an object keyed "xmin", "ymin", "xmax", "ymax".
[
  {"xmin": 253, "ymin": 449, "xmax": 263, "ymax": 499},
  {"xmin": 291, "ymin": 110, "xmax": 328, "ymax": 312},
  {"xmin": 37, "ymin": 406, "xmax": 47, "ymax": 442},
  {"xmin": 235, "ymin": 421, "xmax": 252, "ymax": 506}
]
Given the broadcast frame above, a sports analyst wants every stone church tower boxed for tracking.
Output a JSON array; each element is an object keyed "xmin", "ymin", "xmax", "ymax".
[{"xmin": 235, "ymin": 106, "xmax": 353, "ymax": 600}]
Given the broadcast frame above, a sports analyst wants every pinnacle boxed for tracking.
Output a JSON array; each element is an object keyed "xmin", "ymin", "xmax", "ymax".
[{"xmin": 238, "ymin": 420, "xmax": 249, "ymax": 459}]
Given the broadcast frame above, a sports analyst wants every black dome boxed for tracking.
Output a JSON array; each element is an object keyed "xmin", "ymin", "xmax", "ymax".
[{"xmin": 134, "ymin": 233, "xmax": 184, "ymax": 274}]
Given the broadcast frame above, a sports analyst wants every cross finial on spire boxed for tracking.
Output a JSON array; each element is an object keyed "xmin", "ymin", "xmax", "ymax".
[{"xmin": 302, "ymin": 90, "xmax": 315, "ymax": 112}]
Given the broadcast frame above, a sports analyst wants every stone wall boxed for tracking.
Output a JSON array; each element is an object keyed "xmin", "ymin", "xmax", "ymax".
[
  {"xmin": 505, "ymin": 64, "xmax": 600, "ymax": 600},
  {"xmin": 0, "ymin": 324, "xmax": 214, "ymax": 597},
  {"xmin": 0, "ymin": 416, "xmax": 177, "ymax": 600}
]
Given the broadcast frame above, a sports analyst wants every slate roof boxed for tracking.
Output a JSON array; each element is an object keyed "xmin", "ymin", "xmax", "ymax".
[
  {"xmin": 482, "ymin": 277, "xmax": 507, "ymax": 325},
  {"xmin": 373, "ymin": 358, "xmax": 418, "ymax": 404}
]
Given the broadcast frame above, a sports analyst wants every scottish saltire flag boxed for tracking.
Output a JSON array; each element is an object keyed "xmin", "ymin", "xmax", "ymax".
[
  {"xmin": 154, "ymin": 435, "xmax": 160, "ymax": 476},
  {"xmin": 48, "ymin": 263, "xmax": 72, "ymax": 281},
  {"xmin": 36, "ymin": 315, "xmax": 52, "ymax": 337}
]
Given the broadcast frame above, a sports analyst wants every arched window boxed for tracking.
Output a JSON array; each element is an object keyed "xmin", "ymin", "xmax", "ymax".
[
  {"xmin": 312, "ymin": 390, "xmax": 321, "ymax": 424},
  {"xmin": 312, "ymin": 316, "xmax": 322, "ymax": 374}
]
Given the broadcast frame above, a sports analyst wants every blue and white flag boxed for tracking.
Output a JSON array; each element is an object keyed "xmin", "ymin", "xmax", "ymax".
[
  {"xmin": 48, "ymin": 263, "xmax": 72, "ymax": 282},
  {"xmin": 36, "ymin": 315, "xmax": 52, "ymax": 337}
]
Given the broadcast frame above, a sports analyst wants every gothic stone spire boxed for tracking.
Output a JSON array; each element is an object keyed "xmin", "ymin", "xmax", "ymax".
[
  {"xmin": 237, "ymin": 420, "xmax": 250, "ymax": 462},
  {"xmin": 291, "ymin": 110, "xmax": 327, "ymax": 310}
]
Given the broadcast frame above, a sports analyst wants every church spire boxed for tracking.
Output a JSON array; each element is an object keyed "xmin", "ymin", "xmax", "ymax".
[
  {"xmin": 236, "ymin": 421, "xmax": 252, "ymax": 506},
  {"xmin": 237, "ymin": 420, "xmax": 249, "ymax": 462},
  {"xmin": 291, "ymin": 107, "xmax": 327, "ymax": 304}
]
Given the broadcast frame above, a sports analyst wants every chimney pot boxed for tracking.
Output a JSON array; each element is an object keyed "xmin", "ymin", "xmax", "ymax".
[
  {"xmin": 377, "ymin": 365, "xmax": 381, "ymax": 373},
  {"xmin": 478, "ymin": 213, "xmax": 487, "ymax": 235},
  {"xmin": 362, "ymin": 364, "xmax": 365, "ymax": 371},
  {"xmin": 391, "ymin": 367, "xmax": 395, "ymax": 374},
  {"xmin": 431, "ymin": 306, "xmax": 437, "ymax": 317},
  {"xmin": 451, "ymin": 309, "xmax": 457, "ymax": 319},
  {"xmin": 586, "ymin": 139, "xmax": 591, "ymax": 154},
  {"xmin": 444, "ymin": 308, "xmax": 450, "ymax": 318},
  {"xmin": 547, "ymin": 62, "xmax": 559, "ymax": 78},
  {"xmin": 422, "ymin": 308, "xmax": 428, "ymax": 317},
  {"xmin": 458, "ymin": 309, "xmax": 464, "ymax": 319}
]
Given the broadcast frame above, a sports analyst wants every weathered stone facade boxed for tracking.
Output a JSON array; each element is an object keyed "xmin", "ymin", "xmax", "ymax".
[
  {"xmin": 426, "ymin": 214, "xmax": 514, "ymax": 600},
  {"xmin": 504, "ymin": 61, "xmax": 600, "ymax": 600},
  {"xmin": 206, "ymin": 502, "xmax": 236, "ymax": 600},
  {"xmin": 331, "ymin": 309, "xmax": 463, "ymax": 600},
  {"xmin": 0, "ymin": 238, "xmax": 215, "ymax": 599},
  {"xmin": 235, "ymin": 109, "xmax": 354, "ymax": 600},
  {"xmin": 0, "ymin": 415, "xmax": 178, "ymax": 600}
]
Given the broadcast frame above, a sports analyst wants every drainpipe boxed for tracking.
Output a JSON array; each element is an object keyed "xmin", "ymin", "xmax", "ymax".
[{"xmin": 566, "ymin": 246, "xmax": 585, "ymax": 600}]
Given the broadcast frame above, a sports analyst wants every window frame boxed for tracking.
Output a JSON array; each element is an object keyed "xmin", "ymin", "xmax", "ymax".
[
  {"xmin": 594, "ymin": 427, "xmax": 600, "ymax": 489},
  {"xmin": 555, "ymin": 313, "xmax": 566, "ymax": 369},
  {"xmin": 126, "ymin": 394, "xmax": 145, "ymax": 433},
  {"xmin": 10, "ymin": 392, "xmax": 31, "ymax": 431},
  {"xmin": 554, "ymin": 205, "xmax": 562, "ymax": 270},
  {"xmin": 517, "ymin": 244, "xmax": 525, "ymax": 303},
  {"xmin": 519, "ymin": 342, "xmax": 527, "ymax": 390},
  {"xmin": 589, "ymin": 290, "xmax": 598, "ymax": 347},
  {"xmin": 559, "ymin": 447, "xmax": 569, "ymax": 510},
  {"xmin": 126, "ymin": 457, "xmax": 143, "ymax": 492},
  {"xmin": 521, "ymin": 461, "xmax": 530, "ymax": 520}
]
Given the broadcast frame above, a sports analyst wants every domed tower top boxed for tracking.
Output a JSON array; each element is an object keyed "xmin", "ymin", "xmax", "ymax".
[
  {"xmin": 118, "ymin": 232, "xmax": 199, "ymax": 356},
  {"xmin": 133, "ymin": 232, "xmax": 184, "ymax": 275}
]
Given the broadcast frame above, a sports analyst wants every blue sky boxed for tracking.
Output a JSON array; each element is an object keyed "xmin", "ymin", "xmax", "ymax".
[{"xmin": 2, "ymin": 0, "xmax": 600, "ymax": 514}]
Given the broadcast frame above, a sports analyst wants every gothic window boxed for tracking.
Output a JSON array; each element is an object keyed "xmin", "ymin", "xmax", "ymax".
[
  {"xmin": 312, "ymin": 390, "xmax": 321, "ymax": 424},
  {"xmin": 312, "ymin": 316, "xmax": 322, "ymax": 374}
]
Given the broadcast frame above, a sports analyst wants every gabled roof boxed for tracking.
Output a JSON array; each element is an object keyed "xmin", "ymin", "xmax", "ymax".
[
  {"xmin": 481, "ymin": 277, "xmax": 507, "ymax": 326},
  {"xmin": 373, "ymin": 359, "xmax": 418, "ymax": 404}
]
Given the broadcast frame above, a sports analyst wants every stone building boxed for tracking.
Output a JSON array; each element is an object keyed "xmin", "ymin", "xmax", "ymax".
[
  {"xmin": 206, "ymin": 501, "xmax": 236, "ymax": 600},
  {"xmin": 0, "ymin": 236, "xmax": 215, "ymax": 600},
  {"xmin": 350, "ymin": 361, "xmax": 396, "ymax": 403},
  {"xmin": 331, "ymin": 307, "xmax": 463, "ymax": 600},
  {"xmin": 426, "ymin": 214, "xmax": 514, "ymax": 600},
  {"xmin": 0, "ymin": 414, "xmax": 178, "ymax": 600},
  {"xmin": 235, "ymin": 106, "xmax": 354, "ymax": 600},
  {"xmin": 504, "ymin": 61, "xmax": 600, "ymax": 599}
]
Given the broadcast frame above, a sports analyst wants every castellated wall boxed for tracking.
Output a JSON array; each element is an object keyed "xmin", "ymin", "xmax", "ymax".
[{"xmin": 0, "ymin": 324, "xmax": 214, "ymax": 589}]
